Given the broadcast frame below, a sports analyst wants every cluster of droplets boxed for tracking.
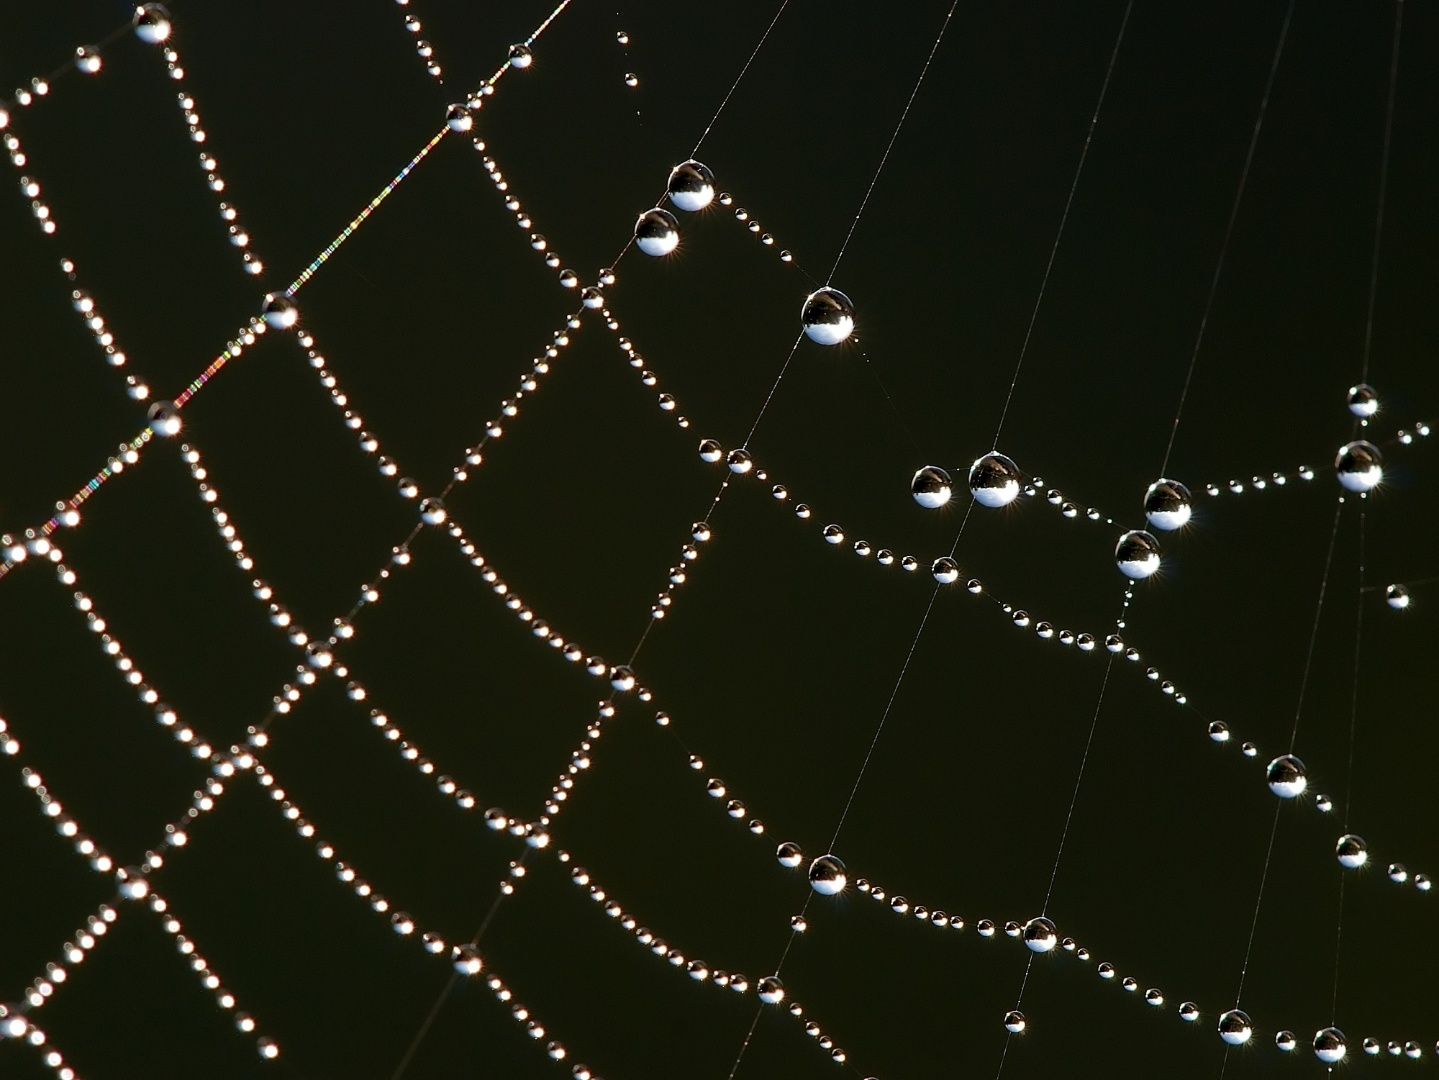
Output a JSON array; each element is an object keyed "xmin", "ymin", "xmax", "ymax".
[
  {"xmin": 5, "ymin": 8, "xmax": 1439, "ymax": 1069},
  {"xmin": 462, "ymin": 134, "xmax": 613, "ymax": 302},
  {"xmin": 391, "ymin": 0, "xmax": 444, "ymax": 80},
  {"xmin": 613, "ymin": 30, "xmax": 640, "ymax": 91},
  {"xmin": 567, "ymin": 845, "xmax": 855, "ymax": 1069},
  {"xmin": 0, "ymin": 6, "xmax": 641, "ymax": 1075},
  {"xmin": 8, "ymin": 753, "xmax": 280, "ymax": 1061},
  {"xmin": 247, "ymin": 756, "xmax": 605, "ymax": 1075},
  {"xmin": 17, "ymin": 764, "xmax": 121, "ymax": 877}
]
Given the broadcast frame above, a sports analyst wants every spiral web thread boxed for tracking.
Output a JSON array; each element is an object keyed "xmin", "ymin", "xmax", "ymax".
[{"xmin": 0, "ymin": 3, "xmax": 1435, "ymax": 1078}]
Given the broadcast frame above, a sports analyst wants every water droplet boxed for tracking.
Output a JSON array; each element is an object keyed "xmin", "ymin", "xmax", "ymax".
[
  {"xmin": 667, "ymin": 160, "xmax": 715, "ymax": 212},
  {"xmin": 1335, "ymin": 441, "xmax": 1382, "ymax": 493},
  {"xmin": 1336, "ymin": 834, "xmax": 1367, "ymax": 868},
  {"xmin": 1003, "ymin": 1010, "xmax": 1026, "ymax": 1033},
  {"xmin": 147, "ymin": 401, "xmax": 181, "ymax": 437},
  {"xmin": 446, "ymin": 104, "xmax": 472, "ymax": 132},
  {"xmin": 508, "ymin": 44, "xmax": 534, "ymax": 68},
  {"xmin": 616, "ymin": 30, "xmax": 630, "ymax": 44},
  {"xmin": 75, "ymin": 46, "xmax": 102, "ymax": 74},
  {"xmin": 262, "ymin": 293, "xmax": 298, "ymax": 330},
  {"xmin": 969, "ymin": 453, "xmax": 1021, "ymax": 508},
  {"xmin": 1144, "ymin": 479, "xmax": 1192, "ymax": 531},
  {"xmin": 911, "ymin": 466, "xmax": 951, "ymax": 508},
  {"xmin": 1208, "ymin": 721, "xmax": 1229, "ymax": 742},
  {"xmin": 757, "ymin": 975, "xmax": 785, "ymax": 1004},
  {"xmin": 1115, "ymin": 531, "xmax": 1161, "ymax": 580},
  {"xmin": 1388, "ymin": 862, "xmax": 1408, "ymax": 883},
  {"xmin": 1347, "ymin": 382, "xmax": 1378, "ymax": 418},
  {"xmin": 1314, "ymin": 1027, "xmax": 1347, "ymax": 1064},
  {"xmin": 801, "ymin": 287, "xmax": 855, "ymax": 345},
  {"xmin": 1179, "ymin": 1002, "xmax": 1200, "ymax": 1022},
  {"xmin": 808, "ymin": 854, "xmax": 847, "ymax": 895},
  {"xmin": 1266, "ymin": 754, "xmax": 1307, "ymax": 798},
  {"xmin": 117, "ymin": 867, "xmax": 150, "ymax": 900},
  {"xmin": 776, "ymin": 842, "xmax": 803, "ymax": 868},
  {"xmin": 419, "ymin": 497, "xmax": 446, "ymax": 525},
  {"xmin": 133, "ymin": 4, "xmax": 172, "ymax": 43},
  {"xmin": 581, "ymin": 286, "xmax": 604, "ymax": 309},
  {"xmin": 1386, "ymin": 584, "xmax": 1410, "ymax": 609},
  {"xmin": 1218, "ymin": 1009, "xmax": 1253, "ymax": 1045},
  {"xmin": 1276, "ymin": 1031, "xmax": 1296, "ymax": 1051},
  {"xmin": 624, "ymin": 72, "xmax": 639, "ymax": 87},
  {"xmin": 727, "ymin": 449, "xmax": 753, "ymax": 474},
  {"xmin": 698, "ymin": 439, "xmax": 723, "ymax": 463},
  {"xmin": 1022, "ymin": 917, "xmax": 1057, "ymax": 953},
  {"xmin": 634, "ymin": 208, "xmax": 679, "ymax": 256},
  {"xmin": 453, "ymin": 945, "xmax": 482, "ymax": 975},
  {"xmin": 931, "ymin": 557, "xmax": 959, "ymax": 584}
]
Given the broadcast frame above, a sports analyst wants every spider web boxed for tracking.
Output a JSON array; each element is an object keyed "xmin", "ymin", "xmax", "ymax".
[{"xmin": 1, "ymin": 2, "xmax": 1437, "ymax": 1078}]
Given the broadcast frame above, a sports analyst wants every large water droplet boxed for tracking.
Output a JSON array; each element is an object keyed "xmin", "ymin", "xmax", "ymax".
[
  {"xmin": 808, "ymin": 854, "xmax": 847, "ymax": 896},
  {"xmin": 147, "ymin": 401, "xmax": 181, "ymax": 437},
  {"xmin": 1144, "ymin": 479, "xmax": 1192, "ymax": 531},
  {"xmin": 801, "ymin": 287, "xmax": 855, "ymax": 345},
  {"xmin": 931, "ymin": 557, "xmax": 959, "ymax": 584},
  {"xmin": 667, "ymin": 160, "xmax": 715, "ymax": 212},
  {"xmin": 1218, "ymin": 1009, "xmax": 1253, "ymax": 1045},
  {"xmin": 1335, "ymin": 440, "xmax": 1382, "ymax": 492},
  {"xmin": 969, "ymin": 453, "xmax": 1021, "ymax": 508},
  {"xmin": 133, "ymin": 4, "xmax": 172, "ymax": 44},
  {"xmin": 446, "ymin": 104, "xmax": 473, "ymax": 132},
  {"xmin": 911, "ymin": 466, "xmax": 951, "ymax": 508},
  {"xmin": 776, "ymin": 842, "xmax": 803, "ymax": 868},
  {"xmin": 1022, "ymin": 917, "xmax": 1057, "ymax": 953},
  {"xmin": 634, "ymin": 208, "xmax": 680, "ymax": 256},
  {"xmin": 1347, "ymin": 382, "xmax": 1378, "ymax": 418},
  {"xmin": 1266, "ymin": 754, "xmax": 1307, "ymax": 798},
  {"xmin": 262, "ymin": 293, "xmax": 298, "ymax": 330},
  {"xmin": 1115, "ymin": 531, "xmax": 1161, "ymax": 580},
  {"xmin": 1336, "ymin": 834, "xmax": 1367, "ymax": 868},
  {"xmin": 1314, "ymin": 1027, "xmax": 1347, "ymax": 1064}
]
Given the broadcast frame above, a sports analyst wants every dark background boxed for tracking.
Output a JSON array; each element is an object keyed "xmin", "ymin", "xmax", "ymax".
[{"xmin": 1, "ymin": 1, "xmax": 1437, "ymax": 1077}]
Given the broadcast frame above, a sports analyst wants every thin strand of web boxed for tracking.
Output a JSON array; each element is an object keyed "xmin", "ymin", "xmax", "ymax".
[
  {"xmin": 1360, "ymin": 0, "xmax": 1404, "ymax": 383},
  {"xmin": 726, "ymin": 1008, "xmax": 766, "ymax": 1080},
  {"xmin": 861, "ymin": 349, "xmax": 931, "ymax": 459},
  {"xmin": 1289, "ymin": 494, "xmax": 1345, "ymax": 750},
  {"xmin": 1159, "ymin": 0, "xmax": 1296, "ymax": 477},
  {"xmin": 992, "ymin": 955, "xmax": 1035, "ymax": 1080},
  {"xmin": 1331, "ymin": 507, "xmax": 1366, "ymax": 1021},
  {"xmin": 731, "ymin": 501, "xmax": 975, "ymax": 1080},
  {"xmin": 524, "ymin": 0, "xmax": 575, "ymax": 46},
  {"xmin": 741, "ymin": 332, "xmax": 805, "ymax": 448},
  {"xmin": 826, "ymin": 0, "xmax": 959, "ymax": 284},
  {"xmin": 827, "ymin": 586, "xmax": 940, "ymax": 853},
  {"xmin": 991, "ymin": 0, "xmax": 1134, "ymax": 449},
  {"xmin": 1232, "ymin": 802, "xmax": 1283, "ymax": 1005},
  {"xmin": 691, "ymin": 0, "xmax": 791, "ymax": 157},
  {"xmin": 1231, "ymin": 493, "xmax": 1345, "ymax": 1018},
  {"xmin": 1040, "ymin": 653, "xmax": 1116, "ymax": 915},
  {"xmin": 829, "ymin": 497, "xmax": 977, "ymax": 854},
  {"xmin": 391, "ymin": 852, "xmax": 529, "ymax": 1078}
]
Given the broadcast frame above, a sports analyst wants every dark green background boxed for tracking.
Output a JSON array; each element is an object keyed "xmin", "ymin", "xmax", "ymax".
[{"xmin": 1, "ymin": 1, "xmax": 1436, "ymax": 1077}]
